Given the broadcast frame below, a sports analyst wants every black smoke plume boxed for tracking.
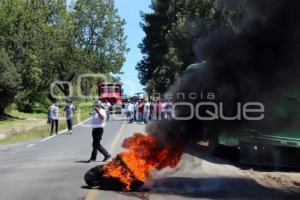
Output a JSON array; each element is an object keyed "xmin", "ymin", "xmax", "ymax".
[{"xmin": 148, "ymin": 0, "xmax": 300, "ymax": 143}]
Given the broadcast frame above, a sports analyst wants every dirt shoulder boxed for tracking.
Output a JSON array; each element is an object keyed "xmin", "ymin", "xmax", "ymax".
[{"xmin": 243, "ymin": 169, "xmax": 300, "ymax": 196}]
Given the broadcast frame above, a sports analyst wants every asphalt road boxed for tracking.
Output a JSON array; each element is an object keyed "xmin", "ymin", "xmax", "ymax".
[
  {"xmin": 0, "ymin": 115, "xmax": 298, "ymax": 200},
  {"xmin": 0, "ymin": 115, "xmax": 143, "ymax": 200}
]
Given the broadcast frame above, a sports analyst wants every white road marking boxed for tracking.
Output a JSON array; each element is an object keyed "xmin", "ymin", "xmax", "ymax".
[
  {"xmin": 27, "ymin": 144, "xmax": 35, "ymax": 148},
  {"xmin": 40, "ymin": 135, "xmax": 56, "ymax": 142},
  {"xmin": 85, "ymin": 189, "xmax": 97, "ymax": 200},
  {"xmin": 73, "ymin": 117, "xmax": 91, "ymax": 128}
]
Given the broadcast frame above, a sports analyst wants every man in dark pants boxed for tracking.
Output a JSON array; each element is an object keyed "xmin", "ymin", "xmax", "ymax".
[
  {"xmin": 64, "ymin": 99, "xmax": 75, "ymax": 134},
  {"xmin": 88, "ymin": 101, "xmax": 111, "ymax": 162},
  {"xmin": 50, "ymin": 102, "xmax": 59, "ymax": 135}
]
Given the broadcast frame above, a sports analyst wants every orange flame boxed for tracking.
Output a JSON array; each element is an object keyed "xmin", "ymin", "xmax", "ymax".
[{"xmin": 103, "ymin": 133, "xmax": 185, "ymax": 190}]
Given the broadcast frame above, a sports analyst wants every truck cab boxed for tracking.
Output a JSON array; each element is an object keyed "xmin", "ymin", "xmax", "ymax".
[{"xmin": 99, "ymin": 83, "xmax": 123, "ymax": 114}]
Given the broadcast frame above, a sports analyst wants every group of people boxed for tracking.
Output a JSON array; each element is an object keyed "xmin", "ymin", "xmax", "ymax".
[
  {"xmin": 48, "ymin": 100, "xmax": 76, "ymax": 135},
  {"xmin": 47, "ymin": 99, "xmax": 111, "ymax": 163},
  {"xmin": 125, "ymin": 99, "xmax": 173, "ymax": 124},
  {"xmin": 46, "ymin": 98, "xmax": 174, "ymax": 163}
]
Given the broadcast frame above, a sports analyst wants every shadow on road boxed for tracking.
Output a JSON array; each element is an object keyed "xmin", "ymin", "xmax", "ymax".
[
  {"xmin": 81, "ymin": 186, "xmax": 91, "ymax": 189},
  {"xmin": 75, "ymin": 160, "xmax": 91, "ymax": 164},
  {"xmin": 81, "ymin": 176, "xmax": 299, "ymax": 199}
]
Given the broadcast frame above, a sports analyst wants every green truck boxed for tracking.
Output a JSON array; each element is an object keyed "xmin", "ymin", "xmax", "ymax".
[{"xmin": 181, "ymin": 63, "xmax": 300, "ymax": 167}]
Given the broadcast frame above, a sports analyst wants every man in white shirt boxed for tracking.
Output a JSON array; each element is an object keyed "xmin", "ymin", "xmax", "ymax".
[
  {"xmin": 143, "ymin": 100, "xmax": 151, "ymax": 124},
  {"xmin": 126, "ymin": 101, "xmax": 134, "ymax": 123},
  {"xmin": 64, "ymin": 99, "xmax": 76, "ymax": 134},
  {"xmin": 50, "ymin": 102, "xmax": 59, "ymax": 135},
  {"xmin": 103, "ymin": 100, "xmax": 111, "ymax": 122},
  {"xmin": 88, "ymin": 101, "xmax": 111, "ymax": 162}
]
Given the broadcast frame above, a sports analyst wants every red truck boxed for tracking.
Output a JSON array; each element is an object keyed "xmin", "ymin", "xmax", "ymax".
[{"xmin": 98, "ymin": 83, "xmax": 122, "ymax": 114}]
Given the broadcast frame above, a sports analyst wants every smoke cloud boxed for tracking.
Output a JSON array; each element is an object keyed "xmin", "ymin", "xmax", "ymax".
[{"xmin": 149, "ymin": 0, "xmax": 300, "ymax": 142}]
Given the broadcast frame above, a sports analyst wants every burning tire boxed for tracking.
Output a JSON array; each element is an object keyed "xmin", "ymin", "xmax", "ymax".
[{"xmin": 84, "ymin": 165, "xmax": 144, "ymax": 191}]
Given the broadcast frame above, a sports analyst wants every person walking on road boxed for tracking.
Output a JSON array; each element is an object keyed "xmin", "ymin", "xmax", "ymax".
[
  {"xmin": 161, "ymin": 101, "xmax": 167, "ymax": 119},
  {"xmin": 134, "ymin": 100, "xmax": 138, "ymax": 122},
  {"xmin": 165, "ymin": 100, "xmax": 173, "ymax": 120},
  {"xmin": 88, "ymin": 101, "xmax": 111, "ymax": 162},
  {"xmin": 50, "ymin": 102, "xmax": 59, "ymax": 135},
  {"xmin": 64, "ymin": 99, "xmax": 76, "ymax": 134},
  {"xmin": 126, "ymin": 101, "xmax": 134, "ymax": 123}
]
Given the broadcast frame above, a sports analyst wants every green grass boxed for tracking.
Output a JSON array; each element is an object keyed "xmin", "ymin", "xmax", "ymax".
[
  {"xmin": 0, "ymin": 125, "xmax": 52, "ymax": 144},
  {"xmin": 0, "ymin": 104, "xmax": 92, "ymax": 144},
  {"xmin": 0, "ymin": 110, "xmax": 45, "ymax": 129}
]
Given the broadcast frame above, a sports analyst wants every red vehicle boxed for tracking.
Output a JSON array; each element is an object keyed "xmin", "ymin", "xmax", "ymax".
[{"xmin": 98, "ymin": 83, "xmax": 122, "ymax": 114}]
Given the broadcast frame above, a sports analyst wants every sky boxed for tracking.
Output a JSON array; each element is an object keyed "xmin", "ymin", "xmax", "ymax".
[{"xmin": 114, "ymin": 0, "xmax": 152, "ymax": 96}]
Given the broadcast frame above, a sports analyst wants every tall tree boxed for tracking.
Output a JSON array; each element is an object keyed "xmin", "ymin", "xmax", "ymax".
[
  {"xmin": 0, "ymin": 49, "xmax": 19, "ymax": 116},
  {"xmin": 137, "ymin": 0, "xmax": 245, "ymax": 94},
  {"xmin": 0, "ymin": 0, "xmax": 128, "ymax": 112},
  {"xmin": 41, "ymin": 0, "xmax": 129, "ymax": 96},
  {"xmin": 74, "ymin": 0, "xmax": 128, "ymax": 74},
  {"xmin": 0, "ymin": 0, "xmax": 47, "ymax": 112}
]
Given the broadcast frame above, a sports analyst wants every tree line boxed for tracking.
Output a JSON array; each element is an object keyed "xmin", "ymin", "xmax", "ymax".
[
  {"xmin": 0, "ymin": 0, "xmax": 128, "ymax": 115},
  {"xmin": 137, "ymin": 0, "xmax": 246, "ymax": 94}
]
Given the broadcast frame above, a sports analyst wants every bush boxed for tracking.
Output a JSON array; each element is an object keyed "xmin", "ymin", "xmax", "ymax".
[{"xmin": 15, "ymin": 91, "xmax": 51, "ymax": 113}]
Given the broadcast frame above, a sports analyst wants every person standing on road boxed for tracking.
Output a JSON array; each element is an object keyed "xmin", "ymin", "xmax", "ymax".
[
  {"xmin": 156, "ymin": 101, "xmax": 161, "ymax": 120},
  {"xmin": 103, "ymin": 100, "xmax": 111, "ymax": 122},
  {"xmin": 137, "ymin": 100, "xmax": 144, "ymax": 124},
  {"xmin": 134, "ymin": 100, "xmax": 138, "ymax": 122},
  {"xmin": 161, "ymin": 101, "xmax": 167, "ymax": 119},
  {"xmin": 149, "ymin": 101, "xmax": 154, "ymax": 121},
  {"xmin": 50, "ymin": 102, "xmax": 59, "ymax": 135},
  {"xmin": 64, "ymin": 99, "xmax": 76, "ymax": 134},
  {"xmin": 88, "ymin": 101, "xmax": 111, "ymax": 162},
  {"xmin": 165, "ymin": 100, "xmax": 173, "ymax": 120},
  {"xmin": 126, "ymin": 101, "xmax": 134, "ymax": 123},
  {"xmin": 143, "ymin": 100, "xmax": 150, "ymax": 124}
]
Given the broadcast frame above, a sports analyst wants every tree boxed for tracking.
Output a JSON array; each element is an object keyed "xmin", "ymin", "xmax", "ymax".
[
  {"xmin": 41, "ymin": 0, "xmax": 129, "ymax": 96},
  {"xmin": 0, "ymin": 49, "xmax": 19, "ymax": 116},
  {"xmin": 74, "ymin": 0, "xmax": 128, "ymax": 74},
  {"xmin": 0, "ymin": 0, "xmax": 128, "ymax": 112},
  {"xmin": 137, "ymin": 0, "xmax": 245, "ymax": 94},
  {"xmin": 0, "ymin": 0, "xmax": 46, "ymax": 112}
]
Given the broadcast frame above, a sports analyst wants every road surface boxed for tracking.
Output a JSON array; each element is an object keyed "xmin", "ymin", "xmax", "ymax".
[{"xmin": 0, "ymin": 115, "xmax": 299, "ymax": 200}]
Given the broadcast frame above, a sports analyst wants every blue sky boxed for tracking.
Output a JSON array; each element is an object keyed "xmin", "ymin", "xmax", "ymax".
[{"xmin": 115, "ymin": 0, "xmax": 152, "ymax": 95}]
